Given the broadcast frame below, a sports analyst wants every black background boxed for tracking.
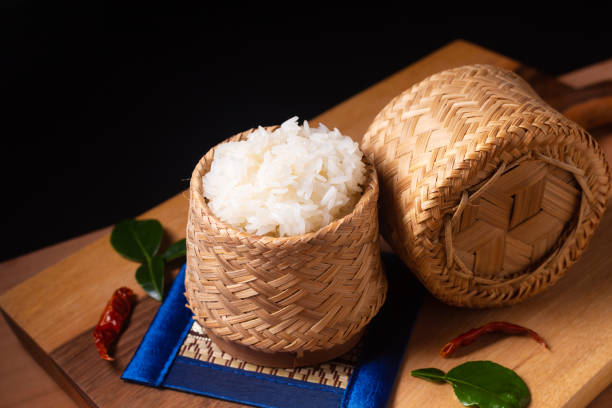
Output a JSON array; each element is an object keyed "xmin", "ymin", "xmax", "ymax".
[{"xmin": 3, "ymin": 5, "xmax": 611, "ymax": 261}]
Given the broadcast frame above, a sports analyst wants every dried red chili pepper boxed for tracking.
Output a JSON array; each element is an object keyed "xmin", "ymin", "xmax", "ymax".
[
  {"xmin": 440, "ymin": 321, "xmax": 549, "ymax": 358},
  {"xmin": 93, "ymin": 287, "xmax": 136, "ymax": 361}
]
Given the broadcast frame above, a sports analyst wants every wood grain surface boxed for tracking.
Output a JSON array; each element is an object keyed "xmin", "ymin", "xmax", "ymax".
[
  {"xmin": 0, "ymin": 229, "xmax": 110, "ymax": 408},
  {"xmin": 393, "ymin": 207, "xmax": 612, "ymax": 407},
  {"xmin": 1, "ymin": 40, "xmax": 611, "ymax": 408}
]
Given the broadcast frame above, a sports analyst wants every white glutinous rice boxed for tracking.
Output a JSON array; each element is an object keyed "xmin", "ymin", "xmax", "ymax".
[{"xmin": 202, "ymin": 117, "xmax": 366, "ymax": 237}]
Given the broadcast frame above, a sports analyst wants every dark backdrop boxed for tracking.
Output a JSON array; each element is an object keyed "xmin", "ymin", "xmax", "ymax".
[{"xmin": 3, "ymin": 5, "xmax": 611, "ymax": 261}]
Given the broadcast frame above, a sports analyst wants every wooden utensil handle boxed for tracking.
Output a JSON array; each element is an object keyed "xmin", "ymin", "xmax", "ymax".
[
  {"xmin": 561, "ymin": 82, "xmax": 612, "ymax": 131},
  {"xmin": 519, "ymin": 61, "xmax": 612, "ymax": 164},
  {"xmin": 562, "ymin": 81, "xmax": 612, "ymax": 195},
  {"xmin": 563, "ymin": 68, "xmax": 612, "ymax": 203}
]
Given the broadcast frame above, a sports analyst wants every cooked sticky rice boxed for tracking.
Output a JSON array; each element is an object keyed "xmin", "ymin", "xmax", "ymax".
[{"xmin": 202, "ymin": 117, "xmax": 366, "ymax": 236}]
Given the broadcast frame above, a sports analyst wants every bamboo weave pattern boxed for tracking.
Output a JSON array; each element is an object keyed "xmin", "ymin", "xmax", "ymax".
[
  {"xmin": 186, "ymin": 128, "xmax": 387, "ymax": 356},
  {"xmin": 362, "ymin": 64, "xmax": 610, "ymax": 307}
]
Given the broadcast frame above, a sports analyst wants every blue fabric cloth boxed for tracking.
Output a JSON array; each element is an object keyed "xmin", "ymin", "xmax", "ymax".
[
  {"xmin": 341, "ymin": 254, "xmax": 422, "ymax": 407},
  {"xmin": 122, "ymin": 254, "xmax": 423, "ymax": 408},
  {"xmin": 121, "ymin": 264, "xmax": 193, "ymax": 386},
  {"xmin": 165, "ymin": 356, "xmax": 344, "ymax": 408}
]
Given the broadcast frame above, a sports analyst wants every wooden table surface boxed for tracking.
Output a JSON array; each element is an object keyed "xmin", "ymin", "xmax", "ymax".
[{"xmin": 1, "ymin": 41, "xmax": 611, "ymax": 407}]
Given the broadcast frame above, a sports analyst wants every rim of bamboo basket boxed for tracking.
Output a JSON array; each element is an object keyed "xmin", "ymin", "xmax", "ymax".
[
  {"xmin": 442, "ymin": 151, "xmax": 594, "ymax": 289},
  {"xmin": 427, "ymin": 144, "xmax": 607, "ymax": 307},
  {"xmin": 190, "ymin": 126, "xmax": 379, "ymax": 245}
]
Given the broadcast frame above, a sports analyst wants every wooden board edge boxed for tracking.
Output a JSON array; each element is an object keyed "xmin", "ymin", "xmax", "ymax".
[
  {"xmin": 559, "ymin": 59, "xmax": 612, "ymax": 88},
  {"xmin": 565, "ymin": 359, "xmax": 612, "ymax": 408},
  {"xmin": 314, "ymin": 39, "xmax": 519, "ymax": 127},
  {"xmin": 0, "ymin": 191, "xmax": 190, "ymax": 349},
  {"xmin": 0, "ymin": 227, "xmax": 110, "ymax": 294},
  {"xmin": 450, "ymin": 38, "xmax": 521, "ymax": 63},
  {"xmin": 0, "ymin": 48, "xmax": 610, "ymax": 408},
  {"xmin": 1, "ymin": 309, "xmax": 96, "ymax": 408}
]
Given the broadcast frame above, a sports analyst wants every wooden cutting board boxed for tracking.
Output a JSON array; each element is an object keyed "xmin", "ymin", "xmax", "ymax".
[{"xmin": 1, "ymin": 40, "xmax": 611, "ymax": 408}]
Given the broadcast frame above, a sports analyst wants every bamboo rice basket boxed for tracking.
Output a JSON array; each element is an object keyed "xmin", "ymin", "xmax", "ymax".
[
  {"xmin": 185, "ymin": 128, "xmax": 387, "ymax": 367},
  {"xmin": 361, "ymin": 64, "xmax": 610, "ymax": 308}
]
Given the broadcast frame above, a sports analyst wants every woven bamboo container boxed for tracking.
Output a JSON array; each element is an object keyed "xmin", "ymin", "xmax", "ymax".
[
  {"xmin": 361, "ymin": 64, "xmax": 610, "ymax": 308},
  {"xmin": 185, "ymin": 127, "xmax": 387, "ymax": 367}
]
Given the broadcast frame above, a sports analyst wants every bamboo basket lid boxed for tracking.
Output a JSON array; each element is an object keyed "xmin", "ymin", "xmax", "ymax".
[{"xmin": 361, "ymin": 64, "xmax": 610, "ymax": 308}]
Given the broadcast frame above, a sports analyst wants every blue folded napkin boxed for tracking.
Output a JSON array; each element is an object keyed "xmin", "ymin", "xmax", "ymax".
[{"xmin": 122, "ymin": 253, "xmax": 422, "ymax": 408}]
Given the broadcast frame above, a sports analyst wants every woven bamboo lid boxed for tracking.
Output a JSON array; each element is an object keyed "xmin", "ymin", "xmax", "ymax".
[{"xmin": 361, "ymin": 64, "xmax": 610, "ymax": 308}]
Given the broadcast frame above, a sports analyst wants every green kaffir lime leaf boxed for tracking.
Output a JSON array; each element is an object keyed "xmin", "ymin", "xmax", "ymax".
[
  {"xmin": 412, "ymin": 361, "xmax": 531, "ymax": 408},
  {"xmin": 110, "ymin": 219, "xmax": 163, "ymax": 262},
  {"xmin": 411, "ymin": 368, "xmax": 447, "ymax": 383},
  {"xmin": 135, "ymin": 255, "xmax": 165, "ymax": 301},
  {"xmin": 161, "ymin": 238, "xmax": 186, "ymax": 262}
]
